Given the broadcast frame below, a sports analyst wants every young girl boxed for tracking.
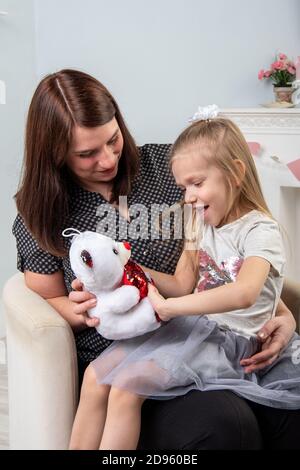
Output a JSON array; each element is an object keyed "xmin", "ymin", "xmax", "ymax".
[{"xmin": 69, "ymin": 107, "xmax": 300, "ymax": 450}]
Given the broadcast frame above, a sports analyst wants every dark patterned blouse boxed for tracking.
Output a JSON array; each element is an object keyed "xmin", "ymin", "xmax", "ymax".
[{"xmin": 12, "ymin": 144, "xmax": 183, "ymax": 362}]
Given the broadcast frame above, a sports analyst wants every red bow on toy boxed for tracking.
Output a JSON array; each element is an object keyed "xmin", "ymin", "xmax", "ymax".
[
  {"xmin": 122, "ymin": 260, "xmax": 161, "ymax": 322},
  {"xmin": 122, "ymin": 260, "xmax": 152, "ymax": 300}
]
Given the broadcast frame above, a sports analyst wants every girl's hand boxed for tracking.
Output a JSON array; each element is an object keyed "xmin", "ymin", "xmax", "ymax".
[
  {"xmin": 240, "ymin": 314, "xmax": 296, "ymax": 373},
  {"xmin": 148, "ymin": 284, "xmax": 172, "ymax": 321},
  {"xmin": 69, "ymin": 279, "xmax": 100, "ymax": 328}
]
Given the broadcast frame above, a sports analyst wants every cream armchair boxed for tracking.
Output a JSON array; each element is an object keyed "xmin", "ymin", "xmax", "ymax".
[
  {"xmin": 3, "ymin": 273, "xmax": 78, "ymax": 450},
  {"xmin": 3, "ymin": 273, "xmax": 300, "ymax": 450}
]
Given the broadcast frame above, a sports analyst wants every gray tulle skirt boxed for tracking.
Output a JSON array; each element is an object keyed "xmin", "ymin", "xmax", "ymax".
[{"xmin": 92, "ymin": 315, "xmax": 300, "ymax": 409}]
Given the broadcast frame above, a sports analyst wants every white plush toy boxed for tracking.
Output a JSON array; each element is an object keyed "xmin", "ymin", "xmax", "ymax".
[{"xmin": 64, "ymin": 229, "xmax": 161, "ymax": 340}]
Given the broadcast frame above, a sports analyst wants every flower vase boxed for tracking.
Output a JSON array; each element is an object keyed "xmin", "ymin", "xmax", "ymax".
[{"xmin": 273, "ymin": 86, "xmax": 293, "ymax": 103}]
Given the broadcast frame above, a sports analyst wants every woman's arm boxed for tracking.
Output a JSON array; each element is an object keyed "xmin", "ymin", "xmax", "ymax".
[
  {"xmin": 148, "ymin": 256, "xmax": 270, "ymax": 321},
  {"xmin": 24, "ymin": 270, "xmax": 99, "ymax": 332}
]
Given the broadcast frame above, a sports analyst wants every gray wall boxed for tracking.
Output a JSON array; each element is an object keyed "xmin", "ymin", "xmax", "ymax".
[
  {"xmin": 0, "ymin": 0, "xmax": 36, "ymax": 337},
  {"xmin": 0, "ymin": 0, "xmax": 299, "ymax": 335},
  {"xmin": 35, "ymin": 0, "xmax": 300, "ymax": 143}
]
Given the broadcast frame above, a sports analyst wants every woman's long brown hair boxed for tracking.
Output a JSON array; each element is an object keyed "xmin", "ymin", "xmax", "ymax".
[{"xmin": 15, "ymin": 69, "xmax": 139, "ymax": 256}]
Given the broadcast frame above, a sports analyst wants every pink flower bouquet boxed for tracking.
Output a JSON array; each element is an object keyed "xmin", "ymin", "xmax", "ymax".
[{"xmin": 258, "ymin": 53, "xmax": 296, "ymax": 87}]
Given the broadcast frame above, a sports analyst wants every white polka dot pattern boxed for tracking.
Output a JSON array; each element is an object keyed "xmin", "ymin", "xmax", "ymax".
[{"xmin": 12, "ymin": 144, "xmax": 183, "ymax": 361}]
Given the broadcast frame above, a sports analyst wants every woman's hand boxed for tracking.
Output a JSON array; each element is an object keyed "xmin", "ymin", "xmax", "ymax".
[
  {"xmin": 240, "ymin": 313, "xmax": 296, "ymax": 373},
  {"xmin": 69, "ymin": 279, "xmax": 100, "ymax": 328}
]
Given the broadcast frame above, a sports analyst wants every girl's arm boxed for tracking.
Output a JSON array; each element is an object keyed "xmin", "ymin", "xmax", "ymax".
[
  {"xmin": 148, "ymin": 256, "xmax": 270, "ymax": 321},
  {"xmin": 142, "ymin": 250, "xmax": 198, "ymax": 298},
  {"xmin": 24, "ymin": 270, "xmax": 99, "ymax": 332},
  {"xmin": 67, "ymin": 250, "xmax": 198, "ymax": 318}
]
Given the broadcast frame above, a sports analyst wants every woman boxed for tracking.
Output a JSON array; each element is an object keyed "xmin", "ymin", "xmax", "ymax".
[{"xmin": 13, "ymin": 69, "xmax": 297, "ymax": 449}]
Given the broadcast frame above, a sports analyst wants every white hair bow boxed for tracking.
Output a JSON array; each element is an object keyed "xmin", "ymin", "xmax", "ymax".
[{"xmin": 189, "ymin": 104, "xmax": 220, "ymax": 122}]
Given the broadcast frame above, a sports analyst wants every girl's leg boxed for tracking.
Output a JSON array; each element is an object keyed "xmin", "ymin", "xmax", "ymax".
[
  {"xmin": 99, "ymin": 359, "xmax": 169, "ymax": 450},
  {"xmin": 99, "ymin": 387, "xmax": 146, "ymax": 450},
  {"xmin": 69, "ymin": 364, "xmax": 110, "ymax": 450}
]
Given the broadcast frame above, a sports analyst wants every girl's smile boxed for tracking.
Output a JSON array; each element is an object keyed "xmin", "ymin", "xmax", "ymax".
[{"xmin": 172, "ymin": 146, "xmax": 231, "ymax": 227}]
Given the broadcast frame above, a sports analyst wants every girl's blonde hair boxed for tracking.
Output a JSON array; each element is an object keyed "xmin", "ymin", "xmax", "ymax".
[{"xmin": 169, "ymin": 117, "xmax": 272, "ymax": 226}]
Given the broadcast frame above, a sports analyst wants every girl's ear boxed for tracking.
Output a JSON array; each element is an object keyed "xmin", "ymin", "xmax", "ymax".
[{"xmin": 233, "ymin": 159, "xmax": 246, "ymax": 187}]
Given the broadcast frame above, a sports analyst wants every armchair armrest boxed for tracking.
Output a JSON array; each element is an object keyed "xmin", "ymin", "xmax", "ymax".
[
  {"xmin": 281, "ymin": 278, "xmax": 300, "ymax": 333},
  {"xmin": 3, "ymin": 273, "xmax": 78, "ymax": 449}
]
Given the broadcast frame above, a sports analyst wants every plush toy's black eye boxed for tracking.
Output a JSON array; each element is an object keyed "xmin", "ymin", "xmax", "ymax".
[
  {"xmin": 80, "ymin": 250, "xmax": 93, "ymax": 268},
  {"xmin": 113, "ymin": 248, "xmax": 119, "ymax": 255}
]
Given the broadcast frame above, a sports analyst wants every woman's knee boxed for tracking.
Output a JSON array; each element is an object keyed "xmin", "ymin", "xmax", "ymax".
[
  {"xmin": 249, "ymin": 402, "xmax": 300, "ymax": 450},
  {"xmin": 139, "ymin": 391, "xmax": 262, "ymax": 450},
  {"xmin": 200, "ymin": 391, "xmax": 262, "ymax": 450}
]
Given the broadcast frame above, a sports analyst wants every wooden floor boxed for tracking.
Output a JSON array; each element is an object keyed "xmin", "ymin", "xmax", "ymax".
[{"xmin": 0, "ymin": 339, "xmax": 9, "ymax": 450}]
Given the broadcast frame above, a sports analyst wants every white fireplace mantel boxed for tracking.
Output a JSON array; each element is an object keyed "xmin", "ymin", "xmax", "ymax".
[
  {"xmin": 220, "ymin": 107, "xmax": 300, "ymax": 280},
  {"xmin": 220, "ymin": 107, "xmax": 300, "ymax": 133}
]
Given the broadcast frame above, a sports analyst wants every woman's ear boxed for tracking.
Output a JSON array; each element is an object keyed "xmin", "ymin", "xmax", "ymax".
[{"xmin": 233, "ymin": 159, "xmax": 246, "ymax": 187}]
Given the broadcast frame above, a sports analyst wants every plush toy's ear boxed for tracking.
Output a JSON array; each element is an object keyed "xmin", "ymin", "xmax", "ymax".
[{"xmin": 62, "ymin": 228, "xmax": 81, "ymax": 242}]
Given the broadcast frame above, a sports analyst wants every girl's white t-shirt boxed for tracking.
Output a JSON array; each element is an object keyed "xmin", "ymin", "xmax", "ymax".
[{"xmin": 197, "ymin": 210, "xmax": 285, "ymax": 338}]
